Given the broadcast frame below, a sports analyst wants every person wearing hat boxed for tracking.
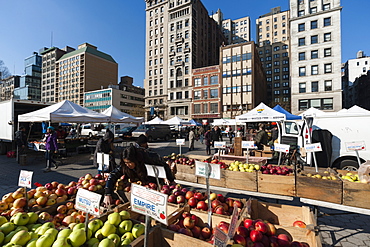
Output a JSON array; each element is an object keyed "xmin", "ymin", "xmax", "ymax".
[
  {"xmin": 270, "ymin": 122, "xmax": 278, "ymax": 143},
  {"xmin": 254, "ymin": 123, "xmax": 268, "ymax": 150},
  {"xmin": 44, "ymin": 126, "xmax": 59, "ymax": 172}
]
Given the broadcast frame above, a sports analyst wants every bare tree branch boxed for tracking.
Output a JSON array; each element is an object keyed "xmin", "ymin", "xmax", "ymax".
[{"xmin": 0, "ymin": 60, "xmax": 11, "ymax": 79}]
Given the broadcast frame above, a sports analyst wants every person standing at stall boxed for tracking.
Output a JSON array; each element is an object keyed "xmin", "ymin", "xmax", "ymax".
[
  {"xmin": 15, "ymin": 126, "xmax": 28, "ymax": 163},
  {"xmin": 204, "ymin": 129, "xmax": 212, "ymax": 155},
  {"xmin": 198, "ymin": 126, "xmax": 205, "ymax": 144},
  {"xmin": 254, "ymin": 123, "xmax": 269, "ymax": 150},
  {"xmin": 93, "ymin": 129, "xmax": 116, "ymax": 174},
  {"xmin": 43, "ymin": 126, "xmax": 59, "ymax": 172}
]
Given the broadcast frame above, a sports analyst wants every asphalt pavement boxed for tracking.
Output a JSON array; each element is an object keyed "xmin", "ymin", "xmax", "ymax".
[{"xmin": 0, "ymin": 138, "xmax": 369, "ymax": 246}]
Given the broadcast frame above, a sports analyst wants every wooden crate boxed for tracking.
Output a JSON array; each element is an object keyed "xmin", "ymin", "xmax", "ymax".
[
  {"xmin": 175, "ymin": 164, "xmax": 197, "ymax": 183},
  {"xmin": 275, "ymin": 226, "xmax": 321, "ymax": 247},
  {"xmin": 197, "ymin": 176, "xmax": 226, "ymax": 187},
  {"xmin": 224, "ymin": 170, "xmax": 258, "ymax": 191},
  {"xmin": 176, "ymin": 164, "xmax": 195, "ymax": 174},
  {"xmin": 296, "ymin": 171, "xmax": 342, "ymax": 204},
  {"xmin": 337, "ymin": 170, "xmax": 370, "ymax": 209},
  {"xmin": 257, "ymin": 172, "xmax": 296, "ymax": 196}
]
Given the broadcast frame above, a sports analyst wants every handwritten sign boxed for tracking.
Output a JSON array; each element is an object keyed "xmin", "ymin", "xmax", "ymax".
[
  {"xmin": 145, "ymin": 164, "xmax": 167, "ymax": 179},
  {"xmin": 131, "ymin": 183, "xmax": 168, "ymax": 225},
  {"xmin": 214, "ymin": 226, "xmax": 229, "ymax": 247},
  {"xmin": 242, "ymin": 141, "xmax": 257, "ymax": 149},
  {"xmin": 195, "ymin": 160, "xmax": 221, "ymax": 179},
  {"xmin": 97, "ymin": 152, "xmax": 110, "ymax": 171},
  {"xmin": 18, "ymin": 170, "xmax": 33, "ymax": 188},
  {"xmin": 214, "ymin": 141, "xmax": 226, "ymax": 148},
  {"xmin": 176, "ymin": 139, "xmax": 185, "ymax": 145},
  {"xmin": 345, "ymin": 141, "xmax": 366, "ymax": 152},
  {"xmin": 274, "ymin": 143, "xmax": 290, "ymax": 153},
  {"xmin": 75, "ymin": 189, "xmax": 102, "ymax": 217},
  {"xmin": 228, "ymin": 205, "xmax": 240, "ymax": 238},
  {"xmin": 305, "ymin": 143, "xmax": 322, "ymax": 152}
]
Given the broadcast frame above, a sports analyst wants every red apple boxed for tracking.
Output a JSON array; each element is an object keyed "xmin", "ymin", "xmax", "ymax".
[
  {"xmin": 266, "ymin": 222, "xmax": 276, "ymax": 236},
  {"xmin": 255, "ymin": 221, "xmax": 268, "ymax": 234},
  {"xmin": 182, "ymin": 212, "xmax": 191, "ymax": 219},
  {"xmin": 233, "ymin": 234, "xmax": 246, "ymax": 246},
  {"xmin": 178, "ymin": 228, "xmax": 193, "ymax": 237},
  {"xmin": 233, "ymin": 200, "xmax": 243, "ymax": 208},
  {"xmin": 217, "ymin": 194, "xmax": 225, "ymax": 203},
  {"xmin": 191, "ymin": 215, "xmax": 199, "ymax": 226},
  {"xmin": 191, "ymin": 225, "xmax": 201, "ymax": 238},
  {"xmin": 201, "ymin": 227, "xmax": 212, "ymax": 239},
  {"xmin": 194, "ymin": 192, "xmax": 204, "ymax": 201},
  {"xmin": 168, "ymin": 195, "xmax": 176, "ymax": 203},
  {"xmin": 277, "ymin": 234, "xmax": 292, "ymax": 247},
  {"xmin": 196, "ymin": 201, "xmax": 208, "ymax": 211},
  {"xmin": 252, "ymin": 243, "xmax": 264, "ymax": 247},
  {"xmin": 89, "ymin": 179, "xmax": 99, "ymax": 186},
  {"xmin": 185, "ymin": 191, "xmax": 194, "ymax": 200},
  {"xmin": 55, "ymin": 188, "xmax": 66, "ymax": 197},
  {"xmin": 57, "ymin": 205, "xmax": 67, "ymax": 214},
  {"xmin": 168, "ymin": 224, "xmax": 181, "ymax": 232},
  {"xmin": 211, "ymin": 199, "xmax": 222, "ymax": 209},
  {"xmin": 293, "ymin": 220, "xmax": 306, "ymax": 228},
  {"xmin": 236, "ymin": 226, "xmax": 249, "ymax": 238},
  {"xmin": 176, "ymin": 195, "xmax": 185, "ymax": 204},
  {"xmin": 291, "ymin": 241, "xmax": 304, "ymax": 247},
  {"xmin": 45, "ymin": 183, "xmax": 54, "ymax": 190},
  {"xmin": 250, "ymin": 230, "xmax": 263, "ymax": 242},
  {"xmin": 188, "ymin": 197, "xmax": 198, "ymax": 208},
  {"xmin": 261, "ymin": 235, "xmax": 271, "ymax": 247},
  {"xmin": 243, "ymin": 219, "xmax": 254, "ymax": 230},
  {"xmin": 214, "ymin": 206, "xmax": 225, "ymax": 215}
]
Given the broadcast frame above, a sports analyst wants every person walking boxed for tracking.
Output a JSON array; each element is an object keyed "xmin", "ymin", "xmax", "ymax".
[
  {"xmin": 188, "ymin": 128, "xmax": 195, "ymax": 151},
  {"xmin": 198, "ymin": 126, "xmax": 205, "ymax": 144},
  {"xmin": 43, "ymin": 126, "xmax": 59, "ymax": 172},
  {"xmin": 15, "ymin": 126, "xmax": 28, "ymax": 163},
  {"xmin": 204, "ymin": 129, "xmax": 212, "ymax": 155},
  {"xmin": 211, "ymin": 126, "xmax": 223, "ymax": 154}
]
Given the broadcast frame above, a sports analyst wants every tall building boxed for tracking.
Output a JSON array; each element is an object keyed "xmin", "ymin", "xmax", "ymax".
[
  {"xmin": 144, "ymin": 0, "xmax": 226, "ymax": 121},
  {"xmin": 220, "ymin": 42, "xmax": 267, "ymax": 119},
  {"xmin": 256, "ymin": 7, "xmax": 291, "ymax": 110},
  {"xmin": 84, "ymin": 77, "xmax": 144, "ymax": 116},
  {"xmin": 13, "ymin": 52, "xmax": 42, "ymax": 100},
  {"xmin": 222, "ymin": 16, "xmax": 251, "ymax": 45},
  {"xmin": 56, "ymin": 43, "xmax": 118, "ymax": 105},
  {"xmin": 0, "ymin": 76, "xmax": 20, "ymax": 101},
  {"xmin": 290, "ymin": 0, "xmax": 342, "ymax": 114}
]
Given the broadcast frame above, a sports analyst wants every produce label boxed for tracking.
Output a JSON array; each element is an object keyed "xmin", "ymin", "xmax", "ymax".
[
  {"xmin": 214, "ymin": 141, "xmax": 226, "ymax": 148},
  {"xmin": 131, "ymin": 183, "xmax": 168, "ymax": 225},
  {"xmin": 305, "ymin": 143, "xmax": 322, "ymax": 152},
  {"xmin": 75, "ymin": 188, "xmax": 102, "ymax": 217},
  {"xmin": 274, "ymin": 143, "xmax": 290, "ymax": 153},
  {"xmin": 214, "ymin": 226, "xmax": 229, "ymax": 247},
  {"xmin": 145, "ymin": 164, "xmax": 167, "ymax": 179},
  {"xmin": 345, "ymin": 141, "xmax": 366, "ymax": 151},
  {"xmin": 228, "ymin": 204, "xmax": 240, "ymax": 238},
  {"xmin": 195, "ymin": 160, "xmax": 221, "ymax": 179},
  {"xmin": 242, "ymin": 141, "xmax": 257, "ymax": 149},
  {"xmin": 97, "ymin": 152, "xmax": 110, "ymax": 171},
  {"xmin": 18, "ymin": 170, "xmax": 33, "ymax": 188},
  {"xmin": 176, "ymin": 139, "xmax": 185, "ymax": 145}
]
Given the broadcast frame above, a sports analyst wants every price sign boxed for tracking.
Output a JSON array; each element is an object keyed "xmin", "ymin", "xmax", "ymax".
[
  {"xmin": 242, "ymin": 141, "xmax": 257, "ymax": 149},
  {"xmin": 214, "ymin": 226, "xmax": 229, "ymax": 247},
  {"xmin": 345, "ymin": 141, "xmax": 366, "ymax": 151},
  {"xmin": 305, "ymin": 143, "xmax": 322, "ymax": 152},
  {"xmin": 274, "ymin": 143, "xmax": 290, "ymax": 153},
  {"xmin": 214, "ymin": 141, "xmax": 226, "ymax": 148},
  {"xmin": 195, "ymin": 160, "xmax": 221, "ymax": 179},
  {"xmin": 228, "ymin": 205, "xmax": 240, "ymax": 238},
  {"xmin": 131, "ymin": 183, "xmax": 168, "ymax": 225},
  {"xmin": 75, "ymin": 189, "xmax": 102, "ymax": 217},
  {"xmin": 145, "ymin": 164, "xmax": 167, "ymax": 179},
  {"xmin": 97, "ymin": 152, "xmax": 110, "ymax": 171},
  {"xmin": 176, "ymin": 139, "xmax": 185, "ymax": 145},
  {"xmin": 18, "ymin": 170, "xmax": 33, "ymax": 188}
]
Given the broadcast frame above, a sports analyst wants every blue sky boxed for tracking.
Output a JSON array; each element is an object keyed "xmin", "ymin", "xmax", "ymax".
[{"xmin": 0, "ymin": 0, "xmax": 368, "ymax": 87}]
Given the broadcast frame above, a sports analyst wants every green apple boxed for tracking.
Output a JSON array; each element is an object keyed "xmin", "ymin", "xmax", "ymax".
[
  {"xmin": 98, "ymin": 238, "xmax": 115, "ymax": 247},
  {"xmin": 45, "ymin": 228, "xmax": 58, "ymax": 239},
  {"xmin": 14, "ymin": 225, "xmax": 28, "ymax": 232},
  {"xmin": 57, "ymin": 229, "xmax": 72, "ymax": 239},
  {"xmin": 36, "ymin": 233, "xmax": 55, "ymax": 247},
  {"xmin": 42, "ymin": 222, "xmax": 55, "ymax": 229},
  {"xmin": 118, "ymin": 220, "xmax": 133, "ymax": 235},
  {"xmin": 10, "ymin": 229, "xmax": 31, "ymax": 246},
  {"xmin": 12, "ymin": 212, "xmax": 30, "ymax": 226},
  {"xmin": 0, "ymin": 216, "xmax": 8, "ymax": 226},
  {"xmin": 0, "ymin": 231, "xmax": 4, "ymax": 245},
  {"xmin": 107, "ymin": 233, "xmax": 120, "ymax": 247},
  {"xmin": 131, "ymin": 223, "xmax": 145, "ymax": 239},
  {"xmin": 0, "ymin": 222, "xmax": 15, "ymax": 235},
  {"xmin": 121, "ymin": 232, "xmax": 134, "ymax": 242},
  {"xmin": 26, "ymin": 238, "xmax": 38, "ymax": 247},
  {"xmin": 86, "ymin": 237, "xmax": 99, "ymax": 247},
  {"xmin": 107, "ymin": 212, "xmax": 121, "ymax": 226},
  {"xmin": 73, "ymin": 223, "xmax": 85, "ymax": 231},
  {"xmin": 88, "ymin": 220, "xmax": 101, "ymax": 234},
  {"xmin": 101, "ymin": 223, "xmax": 116, "ymax": 237},
  {"xmin": 119, "ymin": 210, "xmax": 131, "ymax": 221},
  {"xmin": 30, "ymin": 223, "xmax": 42, "ymax": 232},
  {"xmin": 51, "ymin": 237, "xmax": 72, "ymax": 247},
  {"xmin": 95, "ymin": 219, "xmax": 103, "ymax": 228},
  {"xmin": 120, "ymin": 238, "xmax": 132, "ymax": 247},
  {"xmin": 95, "ymin": 229, "xmax": 104, "ymax": 241},
  {"xmin": 27, "ymin": 212, "xmax": 39, "ymax": 224},
  {"xmin": 68, "ymin": 228, "xmax": 87, "ymax": 247}
]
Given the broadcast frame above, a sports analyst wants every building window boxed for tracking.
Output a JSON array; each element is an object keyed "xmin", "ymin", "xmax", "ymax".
[
  {"xmin": 299, "ymin": 67, "xmax": 306, "ymax": 76},
  {"xmin": 194, "ymin": 78, "xmax": 201, "ymax": 87},
  {"xmin": 202, "ymin": 89, "xmax": 208, "ymax": 99},
  {"xmin": 298, "ymin": 23, "xmax": 305, "ymax": 32},
  {"xmin": 310, "ymin": 7, "xmax": 317, "ymax": 14},
  {"xmin": 274, "ymin": 46, "xmax": 280, "ymax": 51},
  {"xmin": 324, "ymin": 32, "xmax": 331, "ymax": 42},
  {"xmin": 324, "ymin": 48, "xmax": 332, "ymax": 57},
  {"xmin": 311, "ymin": 50, "xmax": 318, "ymax": 59},
  {"xmin": 311, "ymin": 81, "xmax": 318, "ymax": 92},
  {"xmin": 324, "ymin": 64, "xmax": 332, "ymax": 73},
  {"xmin": 311, "ymin": 65, "xmax": 318, "ymax": 75},
  {"xmin": 311, "ymin": 20, "xmax": 318, "ymax": 29},
  {"xmin": 299, "ymin": 98, "xmax": 333, "ymax": 111},
  {"xmin": 299, "ymin": 83, "xmax": 306, "ymax": 93},
  {"xmin": 210, "ymin": 103, "xmax": 218, "ymax": 113},
  {"xmin": 299, "ymin": 38, "xmax": 305, "ymax": 46},
  {"xmin": 311, "ymin": 35, "xmax": 318, "ymax": 44},
  {"xmin": 194, "ymin": 104, "xmax": 200, "ymax": 113},
  {"xmin": 323, "ymin": 4, "xmax": 330, "ymax": 10},
  {"xmin": 298, "ymin": 10, "xmax": 304, "ymax": 17},
  {"xmin": 194, "ymin": 91, "xmax": 201, "ymax": 99},
  {"xmin": 210, "ymin": 89, "xmax": 218, "ymax": 98},
  {"xmin": 324, "ymin": 17, "xmax": 331, "ymax": 27},
  {"xmin": 325, "ymin": 80, "xmax": 332, "ymax": 91},
  {"xmin": 210, "ymin": 75, "xmax": 218, "ymax": 85},
  {"xmin": 274, "ymin": 90, "xmax": 280, "ymax": 95}
]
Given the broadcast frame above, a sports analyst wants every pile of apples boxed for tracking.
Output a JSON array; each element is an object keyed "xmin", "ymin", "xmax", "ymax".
[
  {"xmin": 227, "ymin": 161, "xmax": 261, "ymax": 172},
  {"xmin": 260, "ymin": 164, "xmax": 294, "ymax": 176},
  {"xmin": 228, "ymin": 218, "xmax": 310, "ymax": 247},
  {"xmin": 167, "ymin": 211, "xmax": 213, "ymax": 242},
  {"xmin": 339, "ymin": 172, "xmax": 368, "ymax": 183},
  {"xmin": 204, "ymin": 159, "xmax": 227, "ymax": 169},
  {"xmin": 302, "ymin": 171, "xmax": 338, "ymax": 180}
]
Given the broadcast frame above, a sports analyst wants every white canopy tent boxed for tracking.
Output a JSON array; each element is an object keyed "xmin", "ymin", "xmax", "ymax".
[
  {"xmin": 145, "ymin": 117, "xmax": 164, "ymax": 124},
  {"xmin": 299, "ymin": 107, "xmax": 326, "ymax": 117},
  {"xmin": 236, "ymin": 102, "xmax": 286, "ymax": 122},
  {"xmin": 211, "ymin": 118, "xmax": 237, "ymax": 126},
  {"xmin": 18, "ymin": 100, "xmax": 110, "ymax": 123},
  {"xmin": 101, "ymin": 105, "xmax": 143, "ymax": 123},
  {"xmin": 162, "ymin": 116, "xmax": 190, "ymax": 125}
]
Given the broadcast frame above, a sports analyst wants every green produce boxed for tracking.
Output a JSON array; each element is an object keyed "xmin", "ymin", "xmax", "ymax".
[
  {"xmin": 4, "ymin": 230, "xmax": 19, "ymax": 244},
  {"xmin": 86, "ymin": 237, "xmax": 99, "ymax": 247},
  {"xmin": 98, "ymin": 238, "xmax": 115, "ymax": 247},
  {"xmin": 12, "ymin": 212, "xmax": 30, "ymax": 225},
  {"xmin": 88, "ymin": 219, "xmax": 101, "ymax": 234},
  {"xmin": 121, "ymin": 232, "xmax": 134, "ymax": 242},
  {"xmin": 119, "ymin": 211, "xmax": 130, "ymax": 221},
  {"xmin": 95, "ymin": 229, "xmax": 104, "ymax": 241},
  {"xmin": 108, "ymin": 212, "xmax": 121, "ymax": 226},
  {"xmin": 107, "ymin": 233, "xmax": 120, "ymax": 247},
  {"xmin": 57, "ymin": 229, "xmax": 72, "ymax": 239},
  {"xmin": 0, "ymin": 222, "xmax": 15, "ymax": 235},
  {"xmin": 27, "ymin": 212, "xmax": 39, "ymax": 224},
  {"xmin": 131, "ymin": 224, "xmax": 145, "ymax": 239},
  {"xmin": 120, "ymin": 238, "xmax": 132, "ymax": 247},
  {"xmin": 29, "ymin": 223, "xmax": 42, "ymax": 232},
  {"xmin": 26, "ymin": 238, "xmax": 37, "ymax": 247},
  {"xmin": 10, "ymin": 229, "xmax": 31, "ymax": 246},
  {"xmin": 45, "ymin": 228, "xmax": 59, "ymax": 239},
  {"xmin": 118, "ymin": 220, "xmax": 132, "ymax": 235},
  {"xmin": 36, "ymin": 233, "xmax": 55, "ymax": 247},
  {"xmin": 68, "ymin": 228, "xmax": 87, "ymax": 247},
  {"xmin": 101, "ymin": 223, "xmax": 116, "ymax": 237},
  {"xmin": 0, "ymin": 231, "xmax": 4, "ymax": 245},
  {"xmin": 51, "ymin": 237, "xmax": 72, "ymax": 247},
  {"xmin": 0, "ymin": 216, "xmax": 8, "ymax": 226}
]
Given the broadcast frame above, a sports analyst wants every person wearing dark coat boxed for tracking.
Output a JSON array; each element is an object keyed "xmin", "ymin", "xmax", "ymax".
[
  {"xmin": 255, "ymin": 123, "xmax": 269, "ymax": 150},
  {"xmin": 103, "ymin": 145, "xmax": 175, "ymax": 206},
  {"xmin": 204, "ymin": 129, "xmax": 212, "ymax": 155},
  {"xmin": 211, "ymin": 126, "xmax": 223, "ymax": 154},
  {"xmin": 15, "ymin": 126, "xmax": 28, "ymax": 163},
  {"xmin": 93, "ymin": 129, "xmax": 116, "ymax": 173}
]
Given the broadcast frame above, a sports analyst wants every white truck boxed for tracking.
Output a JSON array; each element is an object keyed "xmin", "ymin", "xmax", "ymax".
[
  {"xmin": 282, "ymin": 106, "xmax": 370, "ymax": 171},
  {"xmin": 0, "ymin": 99, "xmax": 50, "ymax": 155}
]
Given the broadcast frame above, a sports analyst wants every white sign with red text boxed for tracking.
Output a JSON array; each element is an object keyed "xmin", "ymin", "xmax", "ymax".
[
  {"xmin": 305, "ymin": 143, "xmax": 322, "ymax": 152},
  {"xmin": 345, "ymin": 141, "xmax": 366, "ymax": 152},
  {"xmin": 75, "ymin": 189, "xmax": 102, "ymax": 217},
  {"xmin": 18, "ymin": 170, "xmax": 33, "ymax": 188}
]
